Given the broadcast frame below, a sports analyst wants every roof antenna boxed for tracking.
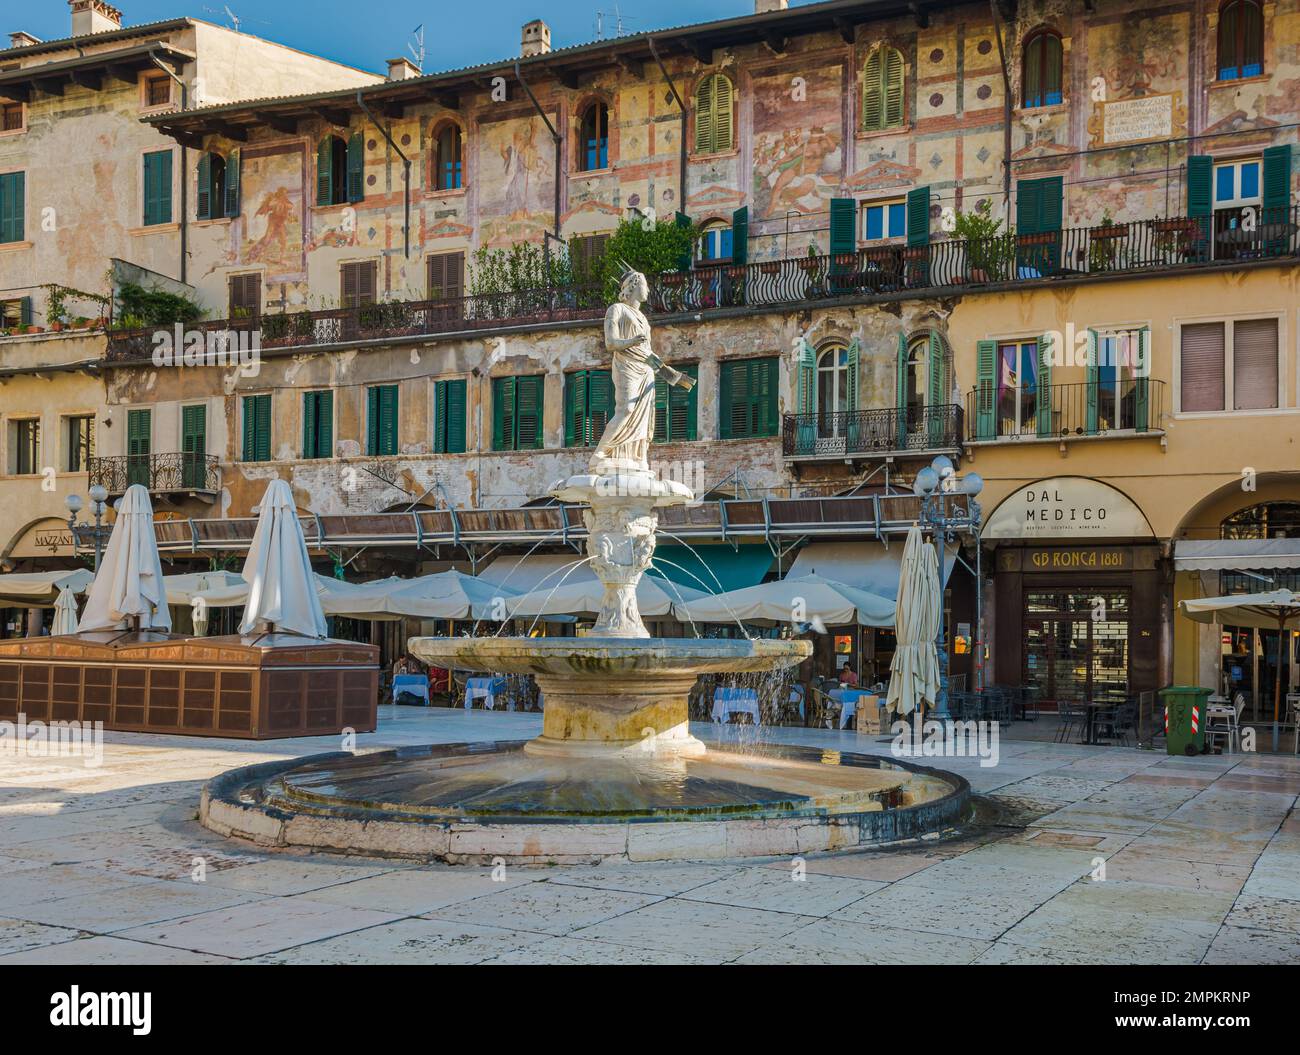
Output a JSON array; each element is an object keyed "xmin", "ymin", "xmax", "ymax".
[
  {"xmin": 223, "ymin": 5, "xmax": 241, "ymax": 32},
  {"xmin": 407, "ymin": 24, "xmax": 425, "ymax": 70}
]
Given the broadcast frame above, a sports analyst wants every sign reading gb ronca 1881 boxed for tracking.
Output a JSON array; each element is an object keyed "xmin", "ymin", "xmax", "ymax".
[{"xmin": 982, "ymin": 477, "xmax": 1152, "ymax": 541}]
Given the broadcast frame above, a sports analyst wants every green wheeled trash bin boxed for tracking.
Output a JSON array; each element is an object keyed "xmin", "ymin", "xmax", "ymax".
[{"xmin": 1159, "ymin": 686, "xmax": 1212, "ymax": 756}]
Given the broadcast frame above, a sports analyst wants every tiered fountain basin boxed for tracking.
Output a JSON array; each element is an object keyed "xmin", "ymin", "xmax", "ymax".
[{"xmin": 198, "ymin": 637, "xmax": 970, "ymax": 864}]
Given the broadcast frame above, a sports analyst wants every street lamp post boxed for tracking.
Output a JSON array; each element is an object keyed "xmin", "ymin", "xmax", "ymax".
[
  {"xmin": 912, "ymin": 456, "xmax": 983, "ymax": 717},
  {"xmin": 65, "ymin": 484, "xmax": 111, "ymax": 571}
]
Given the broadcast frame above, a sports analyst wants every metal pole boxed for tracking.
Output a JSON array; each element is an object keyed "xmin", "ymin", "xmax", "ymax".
[
  {"xmin": 933, "ymin": 501, "xmax": 950, "ymax": 716},
  {"xmin": 93, "ymin": 505, "xmax": 104, "ymax": 572}
]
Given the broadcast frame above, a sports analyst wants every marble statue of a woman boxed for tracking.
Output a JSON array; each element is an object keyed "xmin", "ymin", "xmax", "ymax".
[{"xmin": 590, "ymin": 264, "xmax": 695, "ymax": 476}]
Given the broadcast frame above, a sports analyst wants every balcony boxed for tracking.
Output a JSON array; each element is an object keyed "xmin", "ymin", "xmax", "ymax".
[
  {"xmin": 782, "ymin": 405, "xmax": 964, "ymax": 463},
  {"xmin": 102, "ymin": 208, "xmax": 1300, "ymax": 361},
  {"xmin": 963, "ymin": 380, "xmax": 1167, "ymax": 444},
  {"xmin": 89, "ymin": 453, "xmax": 220, "ymax": 498}
]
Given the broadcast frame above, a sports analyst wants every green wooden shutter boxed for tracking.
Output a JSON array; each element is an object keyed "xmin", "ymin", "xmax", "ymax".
[
  {"xmin": 225, "ymin": 148, "xmax": 241, "ymax": 218},
  {"xmin": 719, "ymin": 360, "xmax": 741, "ymax": 439},
  {"xmin": 19, "ymin": 296, "xmax": 32, "ymax": 326},
  {"xmin": 1036, "ymin": 334, "xmax": 1054, "ymax": 437},
  {"xmin": 713, "ymin": 75, "xmax": 734, "ymax": 153},
  {"xmin": 346, "ymin": 133, "xmax": 364, "ymax": 203},
  {"xmin": 1016, "ymin": 178, "xmax": 1042, "ymax": 235},
  {"xmin": 829, "ymin": 198, "xmax": 856, "ymax": 256},
  {"xmin": 492, "ymin": 376, "xmax": 516, "ymax": 451},
  {"xmin": 1017, "ymin": 176, "xmax": 1062, "ymax": 271},
  {"xmin": 896, "ymin": 332, "xmax": 910, "ymax": 450},
  {"xmin": 242, "ymin": 395, "xmax": 269, "ymax": 461},
  {"xmin": 1262, "ymin": 145, "xmax": 1291, "ymax": 254},
  {"xmin": 181, "ymin": 404, "xmax": 206, "ymax": 488},
  {"xmin": 796, "ymin": 338, "xmax": 816, "ymax": 416},
  {"xmin": 143, "ymin": 151, "xmax": 172, "ymax": 226},
  {"xmin": 675, "ymin": 211, "xmax": 693, "ymax": 271},
  {"xmin": 0, "ymin": 172, "xmax": 22, "ymax": 244},
  {"xmin": 1186, "ymin": 155, "xmax": 1213, "ymax": 219},
  {"xmin": 317, "ymin": 137, "xmax": 334, "ymax": 205},
  {"xmin": 883, "ymin": 47, "xmax": 904, "ymax": 128},
  {"xmin": 675, "ymin": 364, "xmax": 699, "ymax": 441},
  {"xmin": 196, "ymin": 152, "xmax": 212, "ymax": 221},
  {"xmin": 862, "ymin": 49, "xmax": 884, "ymax": 131},
  {"xmin": 906, "ymin": 186, "xmax": 930, "ymax": 247},
  {"xmin": 304, "ymin": 391, "xmax": 335, "ymax": 458},
  {"xmin": 565, "ymin": 370, "xmax": 587, "ymax": 447},
  {"xmin": 445, "ymin": 379, "xmax": 466, "ymax": 453},
  {"xmin": 731, "ymin": 206, "xmax": 748, "ymax": 265},
  {"xmin": 127, "ymin": 409, "xmax": 151, "ymax": 487},
  {"xmin": 1133, "ymin": 328, "xmax": 1150, "ymax": 433},
  {"xmin": 432, "ymin": 380, "xmax": 447, "ymax": 453},
  {"xmin": 1085, "ymin": 329, "xmax": 1100, "ymax": 434},
  {"xmin": 365, "ymin": 386, "xmax": 379, "ymax": 455},
  {"xmin": 368, "ymin": 384, "xmax": 397, "ymax": 455},
  {"xmin": 517, "ymin": 376, "xmax": 543, "ymax": 449},
  {"xmin": 926, "ymin": 331, "xmax": 945, "ymax": 446},
  {"xmin": 695, "ymin": 75, "xmax": 715, "ymax": 154},
  {"xmin": 846, "ymin": 338, "xmax": 860, "ymax": 412},
  {"xmin": 975, "ymin": 340, "xmax": 997, "ymax": 440},
  {"xmin": 589, "ymin": 369, "xmax": 614, "ymax": 445},
  {"xmin": 653, "ymin": 376, "xmax": 669, "ymax": 443},
  {"xmin": 303, "ymin": 390, "xmax": 316, "ymax": 457}
]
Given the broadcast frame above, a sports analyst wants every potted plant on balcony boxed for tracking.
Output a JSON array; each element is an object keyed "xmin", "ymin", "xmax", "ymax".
[
  {"xmin": 758, "ymin": 259, "xmax": 781, "ymax": 275},
  {"xmin": 799, "ymin": 244, "xmax": 827, "ymax": 297},
  {"xmin": 45, "ymin": 285, "xmax": 69, "ymax": 332},
  {"xmin": 1088, "ymin": 210, "xmax": 1128, "ymax": 272},
  {"xmin": 953, "ymin": 200, "xmax": 1011, "ymax": 283}
]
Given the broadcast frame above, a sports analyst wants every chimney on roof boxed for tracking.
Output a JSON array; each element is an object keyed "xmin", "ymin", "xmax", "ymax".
[
  {"xmin": 69, "ymin": 0, "xmax": 122, "ymax": 37},
  {"xmin": 387, "ymin": 56, "xmax": 420, "ymax": 81},
  {"xmin": 521, "ymin": 19, "xmax": 551, "ymax": 57},
  {"xmin": 8, "ymin": 31, "xmax": 42, "ymax": 48},
  {"xmin": 755, "ymin": 0, "xmax": 789, "ymax": 12}
]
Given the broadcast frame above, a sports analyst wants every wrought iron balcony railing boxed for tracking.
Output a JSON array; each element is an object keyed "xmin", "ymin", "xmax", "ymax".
[
  {"xmin": 103, "ymin": 207, "xmax": 1300, "ymax": 360},
  {"xmin": 782, "ymin": 405, "xmax": 964, "ymax": 459},
  {"xmin": 88, "ymin": 453, "xmax": 220, "ymax": 495},
  {"xmin": 964, "ymin": 379, "xmax": 1167, "ymax": 441}
]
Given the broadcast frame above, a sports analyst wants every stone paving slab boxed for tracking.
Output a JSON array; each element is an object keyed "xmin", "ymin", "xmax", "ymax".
[{"xmin": 0, "ymin": 706, "xmax": 1297, "ymax": 964}]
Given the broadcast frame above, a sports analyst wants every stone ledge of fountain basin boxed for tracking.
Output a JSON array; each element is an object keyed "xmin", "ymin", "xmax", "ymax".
[
  {"xmin": 406, "ymin": 637, "xmax": 811, "ymax": 675},
  {"xmin": 198, "ymin": 743, "xmax": 972, "ymax": 865}
]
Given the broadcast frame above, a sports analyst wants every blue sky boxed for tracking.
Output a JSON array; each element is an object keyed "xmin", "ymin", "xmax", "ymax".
[{"xmin": 18, "ymin": 0, "xmax": 792, "ymax": 73}]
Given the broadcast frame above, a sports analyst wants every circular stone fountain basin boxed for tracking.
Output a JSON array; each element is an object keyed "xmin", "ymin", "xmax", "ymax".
[{"xmin": 199, "ymin": 740, "xmax": 970, "ymax": 864}]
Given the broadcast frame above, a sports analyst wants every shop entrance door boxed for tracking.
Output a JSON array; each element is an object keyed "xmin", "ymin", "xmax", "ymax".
[{"xmin": 1023, "ymin": 589, "xmax": 1130, "ymax": 704}]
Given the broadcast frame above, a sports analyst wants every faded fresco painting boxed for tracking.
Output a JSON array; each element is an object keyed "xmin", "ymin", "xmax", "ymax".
[
  {"xmin": 239, "ymin": 146, "xmax": 306, "ymax": 279},
  {"xmin": 751, "ymin": 64, "xmax": 843, "ymax": 219},
  {"xmin": 476, "ymin": 114, "xmax": 556, "ymax": 246}
]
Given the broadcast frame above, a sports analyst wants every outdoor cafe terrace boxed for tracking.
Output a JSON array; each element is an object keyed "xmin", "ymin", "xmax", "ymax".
[{"xmin": 102, "ymin": 206, "xmax": 1300, "ymax": 360}]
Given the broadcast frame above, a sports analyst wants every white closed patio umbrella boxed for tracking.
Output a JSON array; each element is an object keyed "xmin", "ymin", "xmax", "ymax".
[
  {"xmin": 77, "ymin": 484, "xmax": 171, "ymax": 632},
  {"xmin": 51, "ymin": 585, "xmax": 79, "ymax": 636},
  {"xmin": 239, "ymin": 479, "xmax": 327, "ymax": 638},
  {"xmin": 887, "ymin": 524, "xmax": 941, "ymax": 717},
  {"xmin": 1181, "ymin": 589, "xmax": 1300, "ymax": 752}
]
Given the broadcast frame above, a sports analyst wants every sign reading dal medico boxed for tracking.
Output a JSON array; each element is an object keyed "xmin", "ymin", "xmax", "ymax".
[{"xmin": 982, "ymin": 478, "xmax": 1152, "ymax": 541}]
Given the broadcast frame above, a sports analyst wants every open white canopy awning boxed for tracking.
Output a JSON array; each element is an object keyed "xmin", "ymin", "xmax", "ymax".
[
  {"xmin": 785, "ymin": 540, "xmax": 958, "ymax": 594},
  {"xmin": 673, "ymin": 574, "xmax": 896, "ymax": 628},
  {"xmin": 510, "ymin": 575, "xmax": 704, "ymax": 620},
  {"xmin": 478, "ymin": 554, "xmax": 596, "ymax": 595},
  {"xmin": 0, "ymin": 569, "xmax": 94, "ymax": 607},
  {"xmin": 1174, "ymin": 538, "xmax": 1300, "ymax": 572}
]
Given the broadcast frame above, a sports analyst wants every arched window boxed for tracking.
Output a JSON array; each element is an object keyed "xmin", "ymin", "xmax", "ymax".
[
  {"xmin": 433, "ymin": 123, "xmax": 462, "ymax": 190},
  {"xmin": 1218, "ymin": 0, "xmax": 1264, "ymax": 81},
  {"xmin": 905, "ymin": 337, "xmax": 929, "ymax": 426},
  {"xmin": 196, "ymin": 151, "xmax": 226, "ymax": 220},
  {"xmin": 1022, "ymin": 30, "xmax": 1064, "ymax": 108},
  {"xmin": 694, "ymin": 73, "xmax": 734, "ymax": 154},
  {"xmin": 317, "ymin": 133, "xmax": 361, "ymax": 206},
  {"xmin": 1222, "ymin": 502, "xmax": 1300, "ymax": 540},
  {"xmin": 817, "ymin": 344, "xmax": 854, "ymax": 418},
  {"xmin": 577, "ymin": 102, "xmax": 609, "ymax": 171},
  {"xmin": 862, "ymin": 47, "xmax": 905, "ymax": 132}
]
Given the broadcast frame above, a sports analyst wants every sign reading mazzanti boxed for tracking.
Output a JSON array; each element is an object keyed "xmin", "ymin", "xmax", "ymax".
[{"xmin": 982, "ymin": 477, "xmax": 1152, "ymax": 540}]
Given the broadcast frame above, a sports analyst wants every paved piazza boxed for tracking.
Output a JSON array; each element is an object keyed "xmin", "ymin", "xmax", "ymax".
[{"xmin": 1, "ymin": 708, "xmax": 1297, "ymax": 965}]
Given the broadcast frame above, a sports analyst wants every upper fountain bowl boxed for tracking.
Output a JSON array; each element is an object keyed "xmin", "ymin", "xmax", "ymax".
[{"xmin": 408, "ymin": 635, "xmax": 809, "ymax": 677}]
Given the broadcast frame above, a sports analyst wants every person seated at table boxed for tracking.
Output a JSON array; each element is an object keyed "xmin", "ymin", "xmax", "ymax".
[
  {"xmin": 392, "ymin": 654, "xmax": 411, "ymax": 679},
  {"xmin": 839, "ymin": 666, "xmax": 859, "ymax": 689}
]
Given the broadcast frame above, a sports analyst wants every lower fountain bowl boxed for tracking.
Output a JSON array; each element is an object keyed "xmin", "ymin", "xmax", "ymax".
[{"xmin": 199, "ymin": 739, "xmax": 971, "ymax": 864}]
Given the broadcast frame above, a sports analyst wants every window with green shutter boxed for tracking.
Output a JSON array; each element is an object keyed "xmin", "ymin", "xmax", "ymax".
[
  {"xmin": 564, "ymin": 369, "xmax": 614, "ymax": 447},
  {"xmin": 653, "ymin": 364, "xmax": 699, "ymax": 443},
  {"xmin": 142, "ymin": 150, "xmax": 173, "ymax": 226},
  {"xmin": 862, "ymin": 46, "xmax": 905, "ymax": 132},
  {"xmin": 433, "ymin": 379, "xmax": 466, "ymax": 454},
  {"xmin": 317, "ymin": 135, "xmax": 350, "ymax": 206},
  {"xmin": 492, "ymin": 375, "xmax": 545, "ymax": 451},
  {"xmin": 693, "ymin": 73, "xmax": 734, "ymax": 155},
  {"xmin": 0, "ymin": 171, "xmax": 25, "ymax": 244},
  {"xmin": 127, "ymin": 408, "xmax": 152, "ymax": 486},
  {"xmin": 366, "ymin": 385, "xmax": 399, "ymax": 456},
  {"xmin": 241, "ymin": 394, "xmax": 271, "ymax": 462},
  {"xmin": 719, "ymin": 357, "xmax": 778, "ymax": 439},
  {"xmin": 1016, "ymin": 176, "xmax": 1063, "ymax": 272},
  {"xmin": 302, "ymin": 390, "xmax": 334, "ymax": 459}
]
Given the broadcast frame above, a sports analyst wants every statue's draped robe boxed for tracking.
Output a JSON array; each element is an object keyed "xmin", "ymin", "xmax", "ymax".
[{"xmin": 592, "ymin": 300, "xmax": 656, "ymax": 473}]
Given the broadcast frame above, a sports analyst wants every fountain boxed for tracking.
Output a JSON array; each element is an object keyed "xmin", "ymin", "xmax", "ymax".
[{"xmin": 200, "ymin": 267, "xmax": 969, "ymax": 862}]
